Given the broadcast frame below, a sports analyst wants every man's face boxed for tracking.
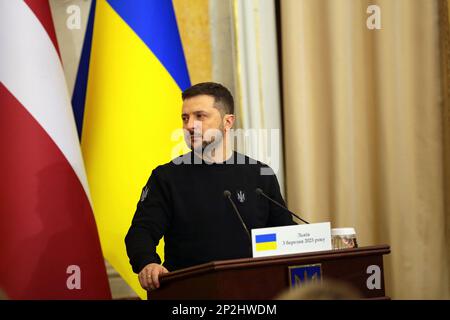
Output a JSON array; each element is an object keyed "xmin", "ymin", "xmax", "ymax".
[{"xmin": 181, "ymin": 95, "xmax": 225, "ymax": 151}]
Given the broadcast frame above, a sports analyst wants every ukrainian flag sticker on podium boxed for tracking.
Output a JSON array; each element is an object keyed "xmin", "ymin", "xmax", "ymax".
[{"xmin": 255, "ymin": 233, "xmax": 278, "ymax": 251}]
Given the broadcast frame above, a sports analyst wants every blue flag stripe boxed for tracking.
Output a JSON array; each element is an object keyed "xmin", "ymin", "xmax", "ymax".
[
  {"xmin": 71, "ymin": 0, "xmax": 96, "ymax": 139},
  {"xmin": 107, "ymin": 0, "xmax": 191, "ymax": 91},
  {"xmin": 255, "ymin": 233, "xmax": 277, "ymax": 243}
]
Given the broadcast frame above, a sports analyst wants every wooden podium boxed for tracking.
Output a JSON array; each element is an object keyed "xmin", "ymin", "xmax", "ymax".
[{"xmin": 149, "ymin": 245, "xmax": 390, "ymax": 300}]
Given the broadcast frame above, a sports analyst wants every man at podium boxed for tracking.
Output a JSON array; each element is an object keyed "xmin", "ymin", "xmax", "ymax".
[{"xmin": 125, "ymin": 82, "xmax": 295, "ymax": 291}]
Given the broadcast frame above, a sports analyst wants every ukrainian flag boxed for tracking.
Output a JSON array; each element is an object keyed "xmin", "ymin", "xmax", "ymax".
[
  {"xmin": 255, "ymin": 233, "xmax": 278, "ymax": 251},
  {"xmin": 80, "ymin": 0, "xmax": 190, "ymax": 299}
]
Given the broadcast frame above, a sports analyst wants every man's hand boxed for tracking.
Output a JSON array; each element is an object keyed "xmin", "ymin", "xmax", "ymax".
[{"xmin": 138, "ymin": 263, "xmax": 169, "ymax": 290}]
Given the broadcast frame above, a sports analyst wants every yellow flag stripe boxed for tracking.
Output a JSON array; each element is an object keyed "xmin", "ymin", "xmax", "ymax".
[
  {"xmin": 82, "ymin": 0, "xmax": 188, "ymax": 299},
  {"xmin": 256, "ymin": 242, "xmax": 278, "ymax": 251}
]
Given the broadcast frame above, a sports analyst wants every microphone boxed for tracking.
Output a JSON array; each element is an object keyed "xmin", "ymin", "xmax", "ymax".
[
  {"xmin": 223, "ymin": 190, "xmax": 251, "ymax": 242},
  {"xmin": 255, "ymin": 188, "xmax": 310, "ymax": 224}
]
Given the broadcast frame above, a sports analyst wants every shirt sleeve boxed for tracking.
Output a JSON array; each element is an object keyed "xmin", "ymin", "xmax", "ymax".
[
  {"xmin": 125, "ymin": 166, "xmax": 172, "ymax": 274},
  {"xmin": 266, "ymin": 171, "xmax": 297, "ymax": 227}
]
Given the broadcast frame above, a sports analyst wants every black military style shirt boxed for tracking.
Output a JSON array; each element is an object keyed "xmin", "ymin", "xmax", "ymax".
[{"xmin": 125, "ymin": 151, "xmax": 295, "ymax": 273}]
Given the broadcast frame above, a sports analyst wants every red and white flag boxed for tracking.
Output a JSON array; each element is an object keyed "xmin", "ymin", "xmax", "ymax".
[{"xmin": 0, "ymin": 0, "xmax": 111, "ymax": 299}]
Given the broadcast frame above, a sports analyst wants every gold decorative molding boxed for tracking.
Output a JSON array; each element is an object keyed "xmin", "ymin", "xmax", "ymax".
[
  {"xmin": 173, "ymin": 0, "xmax": 212, "ymax": 85},
  {"xmin": 437, "ymin": 0, "xmax": 450, "ymax": 291}
]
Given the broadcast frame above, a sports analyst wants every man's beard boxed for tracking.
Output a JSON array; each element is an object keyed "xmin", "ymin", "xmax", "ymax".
[
  {"xmin": 200, "ymin": 133, "xmax": 223, "ymax": 151},
  {"xmin": 189, "ymin": 125, "xmax": 225, "ymax": 153}
]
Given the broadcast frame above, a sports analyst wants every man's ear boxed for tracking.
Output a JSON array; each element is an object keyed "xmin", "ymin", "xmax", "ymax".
[{"xmin": 223, "ymin": 114, "xmax": 235, "ymax": 131}]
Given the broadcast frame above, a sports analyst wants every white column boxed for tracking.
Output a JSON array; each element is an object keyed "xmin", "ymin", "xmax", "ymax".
[{"xmin": 232, "ymin": 0, "xmax": 286, "ymax": 194}]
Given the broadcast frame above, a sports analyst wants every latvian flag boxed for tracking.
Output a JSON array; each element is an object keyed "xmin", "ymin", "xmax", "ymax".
[{"xmin": 0, "ymin": 1, "xmax": 111, "ymax": 299}]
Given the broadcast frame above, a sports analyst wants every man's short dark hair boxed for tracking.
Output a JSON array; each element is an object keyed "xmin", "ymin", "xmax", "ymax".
[{"xmin": 182, "ymin": 82, "xmax": 234, "ymax": 115}]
